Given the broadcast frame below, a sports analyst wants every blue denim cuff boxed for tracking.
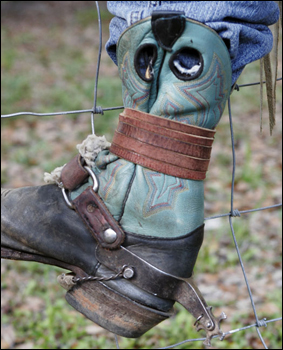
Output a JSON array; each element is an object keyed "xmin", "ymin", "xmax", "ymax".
[{"xmin": 105, "ymin": 1, "xmax": 279, "ymax": 85}]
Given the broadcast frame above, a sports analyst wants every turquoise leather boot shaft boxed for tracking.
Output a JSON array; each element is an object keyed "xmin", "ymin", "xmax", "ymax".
[
  {"xmin": 117, "ymin": 16, "xmax": 232, "ymax": 128},
  {"xmin": 72, "ymin": 15, "xmax": 232, "ymax": 238}
]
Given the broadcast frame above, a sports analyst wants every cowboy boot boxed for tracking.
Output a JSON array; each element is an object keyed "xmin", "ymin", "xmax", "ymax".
[{"xmin": 1, "ymin": 11, "xmax": 232, "ymax": 346}]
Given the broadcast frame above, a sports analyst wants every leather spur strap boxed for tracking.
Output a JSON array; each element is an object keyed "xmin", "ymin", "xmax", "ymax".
[
  {"xmin": 110, "ymin": 108, "xmax": 215, "ymax": 180},
  {"xmin": 96, "ymin": 240, "xmax": 226, "ymax": 346},
  {"xmin": 60, "ymin": 155, "xmax": 125, "ymax": 249}
]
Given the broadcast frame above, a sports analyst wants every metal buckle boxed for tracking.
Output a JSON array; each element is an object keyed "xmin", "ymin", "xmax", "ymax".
[
  {"xmin": 62, "ymin": 187, "xmax": 74, "ymax": 209},
  {"xmin": 84, "ymin": 166, "xmax": 99, "ymax": 192},
  {"xmin": 61, "ymin": 165, "xmax": 99, "ymax": 209}
]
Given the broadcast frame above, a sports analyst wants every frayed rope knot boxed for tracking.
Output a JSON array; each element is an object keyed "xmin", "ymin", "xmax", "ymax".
[
  {"xmin": 76, "ymin": 134, "xmax": 111, "ymax": 167},
  {"xmin": 57, "ymin": 273, "xmax": 76, "ymax": 291},
  {"xmin": 43, "ymin": 134, "xmax": 111, "ymax": 184},
  {"xmin": 43, "ymin": 164, "xmax": 66, "ymax": 185},
  {"xmin": 257, "ymin": 318, "xmax": 267, "ymax": 328},
  {"xmin": 231, "ymin": 209, "xmax": 241, "ymax": 217}
]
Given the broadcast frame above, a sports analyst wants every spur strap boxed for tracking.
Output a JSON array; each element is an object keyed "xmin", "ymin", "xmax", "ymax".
[
  {"xmin": 60, "ymin": 155, "xmax": 125, "ymax": 250},
  {"xmin": 95, "ymin": 239, "xmax": 226, "ymax": 347},
  {"xmin": 110, "ymin": 108, "xmax": 215, "ymax": 180}
]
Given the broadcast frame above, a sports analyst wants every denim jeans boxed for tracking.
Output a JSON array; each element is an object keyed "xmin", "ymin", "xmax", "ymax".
[{"xmin": 105, "ymin": 1, "xmax": 279, "ymax": 85}]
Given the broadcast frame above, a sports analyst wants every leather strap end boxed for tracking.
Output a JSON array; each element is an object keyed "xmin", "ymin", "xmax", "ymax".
[
  {"xmin": 110, "ymin": 144, "xmax": 207, "ymax": 180},
  {"xmin": 123, "ymin": 108, "xmax": 216, "ymax": 138},
  {"xmin": 61, "ymin": 155, "xmax": 89, "ymax": 191},
  {"xmin": 72, "ymin": 187, "xmax": 125, "ymax": 249}
]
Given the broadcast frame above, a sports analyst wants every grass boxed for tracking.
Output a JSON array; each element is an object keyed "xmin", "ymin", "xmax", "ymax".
[{"xmin": 1, "ymin": 2, "xmax": 282, "ymax": 349}]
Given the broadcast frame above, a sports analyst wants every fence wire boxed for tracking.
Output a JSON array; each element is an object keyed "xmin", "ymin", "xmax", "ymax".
[{"xmin": 1, "ymin": 1, "xmax": 282, "ymax": 349}]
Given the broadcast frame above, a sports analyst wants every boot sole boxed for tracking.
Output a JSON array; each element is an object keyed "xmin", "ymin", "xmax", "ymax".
[{"xmin": 65, "ymin": 279, "xmax": 174, "ymax": 338}]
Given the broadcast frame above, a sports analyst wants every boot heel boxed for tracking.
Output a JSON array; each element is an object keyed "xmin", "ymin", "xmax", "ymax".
[{"xmin": 65, "ymin": 280, "xmax": 174, "ymax": 338}]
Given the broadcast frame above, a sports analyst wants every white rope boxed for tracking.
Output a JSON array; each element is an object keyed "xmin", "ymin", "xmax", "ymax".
[
  {"xmin": 43, "ymin": 134, "xmax": 111, "ymax": 184},
  {"xmin": 76, "ymin": 134, "xmax": 111, "ymax": 167}
]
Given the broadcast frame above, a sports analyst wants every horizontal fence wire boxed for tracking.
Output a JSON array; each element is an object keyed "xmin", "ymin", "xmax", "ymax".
[
  {"xmin": 158, "ymin": 318, "xmax": 283, "ymax": 350},
  {"xmin": 0, "ymin": 105, "xmax": 124, "ymax": 118},
  {"xmin": 0, "ymin": 78, "xmax": 281, "ymax": 120},
  {"xmin": 204, "ymin": 203, "xmax": 282, "ymax": 221},
  {"xmin": 1, "ymin": 78, "xmax": 282, "ymax": 120},
  {"xmin": 1, "ymin": 1, "xmax": 281, "ymax": 349}
]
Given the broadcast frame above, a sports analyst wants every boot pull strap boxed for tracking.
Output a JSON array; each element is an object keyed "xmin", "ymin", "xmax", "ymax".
[
  {"xmin": 151, "ymin": 11, "xmax": 186, "ymax": 52},
  {"xmin": 61, "ymin": 154, "xmax": 89, "ymax": 191}
]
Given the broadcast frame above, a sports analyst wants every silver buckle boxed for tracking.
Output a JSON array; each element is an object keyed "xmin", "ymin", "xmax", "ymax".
[{"xmin": 61, "ymin": 165, "xmax": 99, "ymax": 209}]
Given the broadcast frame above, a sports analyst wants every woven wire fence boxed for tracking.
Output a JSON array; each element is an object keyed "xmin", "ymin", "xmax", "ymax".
[{"xmin": 1, "ymin": 2, "xmax": 282, "ymax": 349}]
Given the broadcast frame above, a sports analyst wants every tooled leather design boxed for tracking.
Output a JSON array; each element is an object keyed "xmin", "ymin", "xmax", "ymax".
[
  {"xmin": 142, "ymin": 170, "xmax": 188, "ymax": 217},
  {"xmin": 172, "ymin": 54, "xmax": 228, "ymax": 127},
  {"xmin": 97, "ymin": 159, "xmax": 129, "ymax": 201},
  {"xmin": 120, "ymin": 53, "xmax": 150, "ymax": 110},
  {"xmin": 150, "ymin": 53, "xmax": 229, "ymax": 128}
]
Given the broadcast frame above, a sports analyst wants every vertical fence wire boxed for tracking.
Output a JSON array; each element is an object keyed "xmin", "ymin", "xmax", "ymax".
[
  {"xmin": 227, "ymin": 97, "xmax": 267, "ymax": 349},
  {"xmin": 91, "ymin": 1, "xmax": 103, "ymax": 135}
]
